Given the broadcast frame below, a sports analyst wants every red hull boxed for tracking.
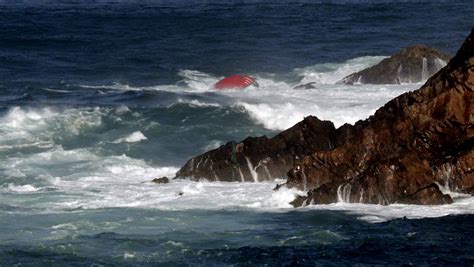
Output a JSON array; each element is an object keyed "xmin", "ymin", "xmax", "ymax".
[{"xmin": 214, "ymin": 75, "xmax": 257, "ymax": 90}]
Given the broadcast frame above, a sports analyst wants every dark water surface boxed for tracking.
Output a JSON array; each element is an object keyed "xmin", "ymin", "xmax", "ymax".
[{"xmin": 1, "ymin": 209, "xmax": 474, "ymax": 265}]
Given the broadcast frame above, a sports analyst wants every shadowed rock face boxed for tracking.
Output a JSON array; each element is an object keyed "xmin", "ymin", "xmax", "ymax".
[
  {"xmin": 340, "ymin": 45, "xmax": 451, "ymax": 84},
  {"xmin": 175, "ymin": 116, "xmax": 337, "ymax": 182},
  {"xmin": 287, "ymin": 29, "xmax": 474, "ymax": 206}
]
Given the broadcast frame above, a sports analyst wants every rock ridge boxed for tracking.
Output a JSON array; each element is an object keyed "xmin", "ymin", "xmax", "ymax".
[
  {"xmin": 287, "ymin": 29, "xmax": 473, "ymax": 206},
  {"xmin": 175, "ymin": 116, "xmax": 337, "ymax": 182}
]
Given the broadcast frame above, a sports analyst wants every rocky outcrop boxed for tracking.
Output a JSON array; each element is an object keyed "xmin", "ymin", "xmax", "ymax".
[
  {"xmin": 175, "ymin": 116, "xmax": 337, "ymax": 182},
  {"xmin": 152, "ymin": 177, "xmax": 170, "ymax": 184},
  {"xmin": 173, "ymin": 30, "xmax": 473, "ymax": 206},
  {"xmin": 340, "ymin": 45, "xmax": 451, "ymax": 84},
  {"xmin": 286, "ymin": 29, "xmax": 474, "ymax": 206}
]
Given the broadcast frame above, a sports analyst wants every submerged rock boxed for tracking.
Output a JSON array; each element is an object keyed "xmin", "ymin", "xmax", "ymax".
[
  {"xmin": 175, "ymin": 116, "xmax": 337, "ymax": 182},
  {"xmin": 293, "ymin": 82, "xmax": 317, "ymax": 90},
  {"xmin": 287, "ymin": 29, "xmax": 474, "ymax": 206},
  {"xmin": 340, "ymin": 45, "xmax": 451, "ymax": 84},
  {"xmin": 151, "ymin": 176, "xmax": 170, "ymax": 184}
]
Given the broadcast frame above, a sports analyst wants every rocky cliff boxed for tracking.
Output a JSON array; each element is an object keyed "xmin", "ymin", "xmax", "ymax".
[
  {"xmin": 341, "ymin": 45, "xmax": 451, "ymax": 84},
  {"xmin": 287, "ymin": 30, "xmax": 473, "ymax": 206},
  {"xmin": 176, "ymin": 116, "xmax": 337, "ymax": 182}
]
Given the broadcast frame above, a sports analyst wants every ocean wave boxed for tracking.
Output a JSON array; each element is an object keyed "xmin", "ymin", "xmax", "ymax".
[
  {"xmin": 76, "ymin": 56, "xmax": 385, "ymax": 94},
  {"xmin": 295, "ymin": 56, "xmax": 387, "ymax": 85},
  {"xmin": 113, "ymin": 131, "xmax": 148, "ymax": 144},
  {"xmin": 177, "ymin": 69, "xmax": 220, "ymax": 92},
  {"xmin": 5, "ymin": 184, "xmax": 39, "ymax": 193},
  {"xmin": 307, "ymin": 194, "xmax": 474, "ymax": 223},
  {"xmin": 74, "ymin": 56, "xmax": 417, "ymax": 131},
  {"xmin": 4, "ymin": 172, "xmax": 473, "ymax": 224},
  {"xmin": 1, "ymin": 130, "xmax": 473, "ymax": 223},
  {"xmin": 175, "ymin": 98, "xmax": 222, "ymax": 108}
]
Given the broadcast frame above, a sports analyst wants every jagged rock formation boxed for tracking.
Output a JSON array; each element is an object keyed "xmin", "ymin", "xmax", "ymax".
[
  {"xmin": 287, "ymin": 30, "xmax": 474, "ymax": 206},
  {"xmin": 340, "ymin": 45, "xmax": 451, "ymax": 84},
  {"xmin": 175, "ymin": 116, "xmax": 337, "ymax": 182}
]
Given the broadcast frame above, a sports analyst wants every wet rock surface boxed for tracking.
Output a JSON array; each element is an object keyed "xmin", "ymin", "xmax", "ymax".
[
  {"xmin": 287, "ymin": 29, "xmax": 474, "ymax": 206},
  {"xmin": 340, "ymin": 45, "xmax": 451, "ymax": 84},
  {"xmin": 175, "ymin": 116, "xmax": 337, "ymax": 182}
]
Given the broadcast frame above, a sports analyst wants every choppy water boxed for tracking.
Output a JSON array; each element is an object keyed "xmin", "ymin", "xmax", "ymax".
[{"xmin": 1, "ymin": 1, "xmax": 474, "ymax": 265}]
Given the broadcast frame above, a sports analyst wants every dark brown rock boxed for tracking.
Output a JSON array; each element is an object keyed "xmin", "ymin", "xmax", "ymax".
[
  {"xmin": 398, "ymin": 183, "xmax": 453, "ymax": 205},
  {"xmin": 287, "ymin": 29, "xmax": 474, "ymax": 206},
  {"xmin": 175, "ymin": 116, "xmax": 337, "ymax": 182},
  {"xmin": 340, "ymin": 45, "xmax": 451, "ymax": 84},
  {"xmin": 151, "ymin": 176, "xmax": 170, "ymax": 184}
]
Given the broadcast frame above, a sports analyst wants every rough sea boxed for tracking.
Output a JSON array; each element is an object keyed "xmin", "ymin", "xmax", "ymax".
[{"xmin": 1, "ymin": 1, "xmax": 473, "ymax": 265}]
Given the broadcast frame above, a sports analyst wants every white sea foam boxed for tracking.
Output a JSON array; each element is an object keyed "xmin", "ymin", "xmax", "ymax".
[
  {"xmin": 80, "ymin": 82, "xmax": 181, "ymax": 93},
  {"xmin": 229, "ymin": 83, "xmax": 413, "ymax": 130},
  {"xmin": 176, "ymin": 98, "xmax": 221, "ymax": 107},
  {"xmin": 80, "ymin": 83, "xmax": 144, "ymax": 91},
  {"xmin": 177, "ymin": 69, "xmax": 220, "ymax": 92},
  {"xmin": 115, "ymin": 105, "xmax": 131, "ymax": 115},
  {"xmin": 207, "ymin": 56, "xmax": 416, "ymax": 130},
  {"xmin": 0, "ymin": 107, "xmax": 58, "ymax": 152},
  {"xmin": 203, "ymin": 140, "xmax": 223, "ymax": 151},
  {"xmin": 6, "ymin": 184, "xmax": 39, "ymax": 193},
  {"xmin": 307, "ymin": 194, "xmax": 474, "ymax": 223},
  {"xmin": 75, "ymin": 56, "xmax": 419, "ymax": 131},
  {"xmin": 113, "ymin": 131, "xmax": 148, "ymax": 143},
  {"xmin": 260, "ymin": 186, "xmax": 306, "ymax": 208},
  {"xmin": 8, "ymin": 167, "xmax": 473, "ymax": 224},
  {"xmin": 2, "ymin": 142, "xmax": 473, "ymax": 222},
  {"xmin": 296, "ymin": 56, "xmax": 387, "ymax": 85},
  {"xmin": 42, "ymin": 88, "xmax": 74, "ymax": 93},
  {"xmin": 123, "ymin": 252, "xmax": 136, "ymax": 259},
  {"xmin": 0, "ymin": 106, "xmax": 105, "ymax": 150},
  {"xmin": 1, "ymin": 106, "xmax": 55, "ymax": 128},
  {"xmin": 236, "ymin": 102, "xmax": 309, "ymax": 131},
  {"xmin": 0, "ymin": 105, "xmax": 147, "ymax": 154}
]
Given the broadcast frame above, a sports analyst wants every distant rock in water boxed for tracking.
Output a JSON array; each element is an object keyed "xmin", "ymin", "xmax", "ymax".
[
  {"xmin": 293, "ymin": 82, "xmax": 317, "ymax": 90},
  {"xmin": 287, "ymin": 29, "xmax": 474, "ymax": 206},
  {"xmin": 175, "ymin": 116, "xmax": 337, "ymax": 182},
  {"xmin": 152, "ymin": 176, "xmax": 170, "ymax": 184},
  {"xmin": 340, "ymin": 45, "xmax": 451, "ymax": 84}
]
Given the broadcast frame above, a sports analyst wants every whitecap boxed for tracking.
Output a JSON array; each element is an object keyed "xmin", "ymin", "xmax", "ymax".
[
  {"xmin": 113, "ymin": 131, "xmax": 148, "ymax": 144},
  {"xmin": 176, "ymin": 98, "xmax": 221, "ymax": 108},
  {"xmin": 7, "ymin": 184, "xmax": 39, "ymax": 193},
  {"xmin": 295, "ymin": 56, "xmax": 387, "ymax": 85}
]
